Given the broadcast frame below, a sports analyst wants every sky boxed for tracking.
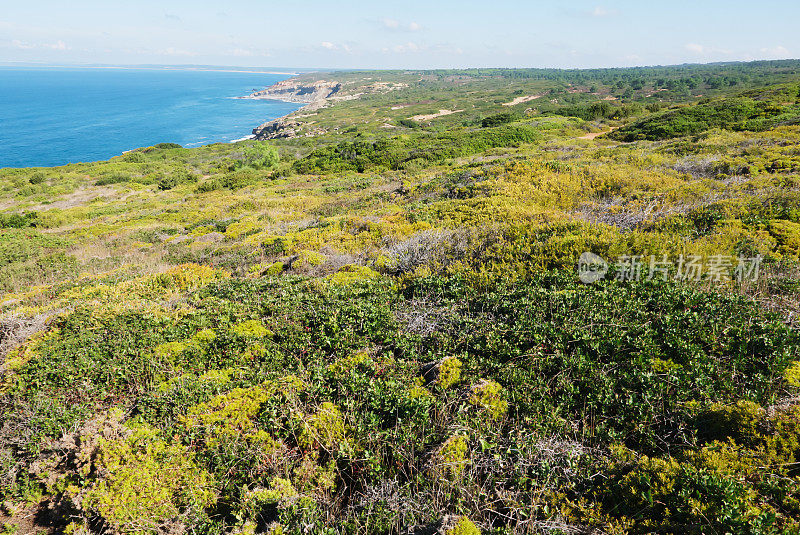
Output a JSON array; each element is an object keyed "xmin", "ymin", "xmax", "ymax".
[{"xmin": 0, "ymin": 0, "xmax": 797, "ymax": 70}]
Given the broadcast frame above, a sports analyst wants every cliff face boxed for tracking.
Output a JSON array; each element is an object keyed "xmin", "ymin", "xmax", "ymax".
[
  {"xmin": 252, "ymin": 118, "xmax": 305, "ymax": 139},
  {"xmin": 248, "ymin": 77, "xmax": 410, "ymax": 140},
  {"xmin": 249, "ymin": 79, "xmax": 342, "ymax": 140},
  {"xmin": 248, "ymin": 79, "xmax": 342, "ymax": 103}
]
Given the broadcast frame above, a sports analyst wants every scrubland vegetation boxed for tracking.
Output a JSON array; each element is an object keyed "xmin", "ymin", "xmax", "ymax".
[{"xmin": 2, "ymin": 60, "xmax": 800, "ymax": 535}]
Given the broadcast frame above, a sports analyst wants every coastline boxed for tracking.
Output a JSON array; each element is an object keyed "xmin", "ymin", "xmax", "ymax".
[
  {"xmin": 243, "ymin": 77, "xmax": 342, "ymax": 140},
  {"xmin": 0, "ymin": 67, "xmax": 305, "ymax": 168}
]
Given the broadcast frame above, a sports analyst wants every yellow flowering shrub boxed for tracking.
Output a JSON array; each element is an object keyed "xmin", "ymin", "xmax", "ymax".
[
  {"xmin": 297, "ymin": 402, "xmax": 347, "ymax": 451},
  {"xmin": 150, "ymin": 263, "xmax": 225, "ymax": 292},
  {"xmin": 232, "ymin": 319, "xmax": 272, "ymax": 339},
  {"xmin": 770, "ymin": 219, "xmax": 800, "ymax": 259},
  {"xmin": 468, "ymin": 380, "xmax": 508, "ymax": 420},
  {"xmin": 0, "ymin": 328, "xmax": 60, "ymax": 393},
  {"xmin": 437, "ymin": 356, "xmax": 462, "ymax": 390},
  {"xmin": 786, "ymin": 361, "xmax": 800, "ymax": 388},
  {"xmin": 447, "ymin": 517, "xmax": 481, "ymax": 535},
  {"xmin": 84, "ymin": 426, "xmax": 215, "ymax": 534},
  {"xmin": 407, "ymin": 381, "xmax": 434, "ymax": 400},
  {"xmin": 327, "ymin": 351, "xmax": 370, "ymax": 376},
  {"xmin": 294, "ymin": 249, "xmax": 326, "ymax": 269},
  {"xmin": 328, "ymin": 265, "xmax": 381, "ymax": 285},
  {"xmin": 191, "ymin": 328, "xmax": 217, "ymax": 346},
  {"xmin": 263, "ymin": 261, "xmax": 286, "ymax": 276},
  {"xmin": 182, "ymin": 384, "xmax": 274, "ymax": 447},
  {"xmin": 244, "ymin": 478, "xmax": 298, "ymax": 509},
  {"xmin": 434, "ymin": 435, "xmax": 469, "ymax": 478},
  {"xmin": 225, "ymin": 218, "xmax": 261, "ymax": 240},
  {"xmin": 153, "ymin": 341, "xmax": 187, "ymax": 363}
]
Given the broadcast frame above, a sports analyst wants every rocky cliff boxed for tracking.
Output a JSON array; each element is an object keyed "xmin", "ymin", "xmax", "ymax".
[
  {"xmin": 247, "ymin": 79, "xmax": 342, "ymax": 103},
  {"xmin": 247, "ymin": 78, "xmax": 344, "ymax": 140},
  {"xmin": 251, "ymin": 118, "xmax": 314, "ymax": 140}
]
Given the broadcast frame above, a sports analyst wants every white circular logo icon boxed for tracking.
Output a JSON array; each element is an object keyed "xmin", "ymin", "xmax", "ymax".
[{"xmin": 578, "ymin": 252, "xmax": 608, "ymax": 284}]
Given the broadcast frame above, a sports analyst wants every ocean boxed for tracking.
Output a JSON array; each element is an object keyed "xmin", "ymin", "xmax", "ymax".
[{"xmin": 0, "ymin": 66, "xmax": 303, "ymax": 169}]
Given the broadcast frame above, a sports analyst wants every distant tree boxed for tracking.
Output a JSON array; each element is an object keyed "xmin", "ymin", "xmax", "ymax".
[
  {"xmin": 240, "ymin": 142, "xmax": 280, "ymax": 170},
  {"xmin": 0, "ymin": 211, "xmax": 38, "ymax": 229},
  {"xmin": 587, "ymin": 101, "xmax": 614, "ymax": 119},
  {"xmin": 481, "ymin": 112, "xmax": 519, "ymax": 127},
  {"xmin": 398, "ymin": 118, "xmax": 420, "ymax": 129},
  {"xmin": 28, "ymin": 171, "xmax": 46, "ymax": 185}
]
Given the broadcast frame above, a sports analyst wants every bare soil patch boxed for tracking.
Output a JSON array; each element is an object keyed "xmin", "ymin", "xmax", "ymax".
[
  {"xmin": 410, "ymin": 109, "xmax": 465, "ymax": 122},
  {"xmin": 502, "ymin": 94, "xmax": 545, "ymax": 106}
]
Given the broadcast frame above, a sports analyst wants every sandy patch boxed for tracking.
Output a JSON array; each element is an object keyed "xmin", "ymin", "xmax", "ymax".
[
  {"xmin": 410, "ymin": 109, "xmax": 465, "ymax": 122},
  {"xmin": 502, "ymin": 94, "xmax": 545, "ymax": 107},
  {"xmin": 578, "ymin": 127, "xmax": 618, "ymax": 140}
]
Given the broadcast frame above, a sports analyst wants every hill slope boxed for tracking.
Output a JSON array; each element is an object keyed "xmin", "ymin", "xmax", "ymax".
[{"xmin": 2, "ymin": 61, "xmax": 800, "ymax": 535}]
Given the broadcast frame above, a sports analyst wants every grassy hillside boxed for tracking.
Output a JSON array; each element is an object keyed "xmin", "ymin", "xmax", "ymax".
[{"xmin": 2, "ymin": 60, "xmax": 800, "ymax": 535}]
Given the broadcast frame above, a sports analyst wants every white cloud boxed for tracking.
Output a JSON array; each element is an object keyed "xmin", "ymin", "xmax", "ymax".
[
  {"xmin": 381, "ymin": 42, "xmax": 461, "ymax": 56},
  {"xmin": 11, "ymin": 39, "xmax": 69, "ymax": 51},
  {"xmin": 685, "ymin": 43, "xmax": 731, "ymax": 56},
  {"xmin": 760, "ymin": 45, "xmax": 791, "ymax": 59},
  {"xmin": 379, "ymin": 18, "xmax": 423, "ymax": 32},
  {"xmin": 164, "ymin": 13, "xmax": 182, "ymax": 22},
  {"xmin": 11, "ymin": 39, "xmax": 35, "ymax": 50},
  {"xmin": 317, "ymin": 42, "xmax": 353, "ymax": 53},
  {"xmin": 392, "ymin": 42, "xmax": 420, "ymax": 53},
  {"xmin": 226, "ymin": 47, "xmax": 272, "ymax": 58},
  {"xmin": 158, "ymin": 47, "xmax": 197, "ymax": 57},
  {"xmin": 591, "ymin": 6, "xmax": 611, "ymax": 17}
]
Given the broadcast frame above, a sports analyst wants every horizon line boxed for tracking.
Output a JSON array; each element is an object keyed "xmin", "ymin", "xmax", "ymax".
[{"xmin": 2, "ymin": 58, "xmax": 800, "ymax": 74}]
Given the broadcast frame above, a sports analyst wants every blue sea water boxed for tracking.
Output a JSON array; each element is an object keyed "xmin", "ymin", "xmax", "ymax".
[{"xmin": 0, "ymin": 66, "xmax": 304, "ymax": 168}]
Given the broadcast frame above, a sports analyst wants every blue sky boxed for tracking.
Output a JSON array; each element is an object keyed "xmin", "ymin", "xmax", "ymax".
[{"xmin": 0, "ymin": 0, "xmax": 796, "ymax": 69}]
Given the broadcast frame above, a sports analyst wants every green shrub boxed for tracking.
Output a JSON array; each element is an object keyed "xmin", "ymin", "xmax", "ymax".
[
  {"xmin": 0, "ymin": 211, "xmax": 38, "ymax": 229},
  {"xmin": 240, "ymin": 142, "xmax": 280, "ymax": 170},
  {"xmin": 28, "ymin": 171, "xmax": 46, "ymax": 185},
  {"xmin": 481, "ymin": 112, "xmax": 518, "ymax": 127},
  {"xmin": 95, "ymin": 173, "xmax": 130, "ymax": 186},
  {"xmin": 398, "ymin": 118, "xmax": 420, "ymax": 129},
  {"xmin": 612, "ymin": 97, "xmax": 794, "ymax": 140}
]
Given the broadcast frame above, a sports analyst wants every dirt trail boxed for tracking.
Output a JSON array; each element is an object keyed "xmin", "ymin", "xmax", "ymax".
[
  {"xmin": 502, "ymin": 94, "xmax": 545, "ymax": 106},
  {"xmin": 578, "ymin": 127, "xmax": 618, "ymax": 140}
]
